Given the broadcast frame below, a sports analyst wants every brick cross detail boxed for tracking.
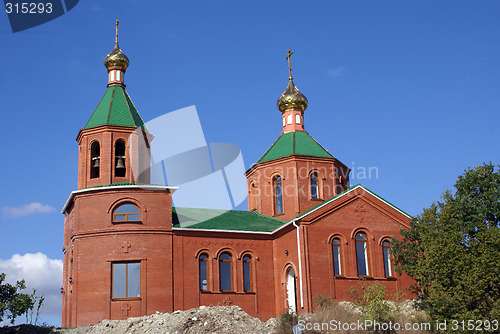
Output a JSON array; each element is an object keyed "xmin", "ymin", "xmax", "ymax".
[
  {"xmin": 222, "ymin": 296, "xmax": 233, "ymax": 306},
  {"xmin": 120, "ymin": 303, "xmax": 131, "ymax": 316},
  {"xmin": 121, "ymin": 241, "xmax": 131, "ymax": 254},
  {"xmin": 354, "ymin": 204, "xmax": 366, "ymax": 222}
]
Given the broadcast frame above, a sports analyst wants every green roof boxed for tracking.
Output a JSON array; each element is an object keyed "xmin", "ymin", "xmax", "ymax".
[
  {"xmin": 256, "ymin": 131, "xmax": 333, "ymax": 163},
  {"xmin": 172, "ymin": 207, "xmax": 286, "ymax": 232},
  {"xmin": 84, "ymin": 85, "xmax": 148, "ymax": 131}
]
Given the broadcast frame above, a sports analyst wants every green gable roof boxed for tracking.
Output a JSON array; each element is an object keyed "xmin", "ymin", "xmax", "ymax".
[
  {"xmin": 84, "ymin": 85, "xmax": 147, "ymax": 131},
  {"xmin": 256, "ymin": 130, "xmax": 333, "ymax": 163},
  {"xmin": 172, "ymin": 207, "xmax": 286, "ymax": 232}
]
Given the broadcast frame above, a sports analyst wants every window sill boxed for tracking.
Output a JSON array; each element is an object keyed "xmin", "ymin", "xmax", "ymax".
[
  {"xmin": 340, "ymin": 276, "xmax": 397, "ymax": 281},
  {"xmin": 201, "ymin": 291, "xmax": 256, "ymax": 295},
  {"xmin": 112, "ymin": 221, "xmax": 143, "ymax": 224},
  {"xmin": 111, "ymin": 297, "xmax": 141, "ymax": 301}
]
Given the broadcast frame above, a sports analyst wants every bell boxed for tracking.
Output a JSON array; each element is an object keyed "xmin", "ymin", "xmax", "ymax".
[
  {"xmin": 116, "ymin": 156, "xmax": 125, "ymax": 169},
  {"xmin": 92, "ymin": 157, "xmax": 100, "ymax": 168}
]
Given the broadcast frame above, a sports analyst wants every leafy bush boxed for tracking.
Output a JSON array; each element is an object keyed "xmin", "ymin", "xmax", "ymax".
[{"xmin": 0, "ymin": 273, "xmax": 44, "ymax": 325}]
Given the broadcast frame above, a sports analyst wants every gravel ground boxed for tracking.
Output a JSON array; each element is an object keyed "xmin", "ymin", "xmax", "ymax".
[{"xmin": 57, "ymin": 305, "xmax": 278, "ymax": 334}]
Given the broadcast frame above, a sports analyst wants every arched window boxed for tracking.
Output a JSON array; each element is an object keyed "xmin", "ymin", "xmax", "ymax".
[
  {"xmin": 355, "ymin": 232, "xmax": 369, "ymax": 276},
  {"xmin": 310, "ymin": 172, "xmax": 319, "ymax": 199},
  {"xmin": 250, "ymin": 183, "xmax": 258, "ymax": 211},
  {"xmin": 90, "ymin": 141, "xmax": 100, "ymax": 179},
  {"xmin": 219, "ymin": 253, "xmax": 232, "ymax": 291},
  {"xmin": 282, "ymin": 117, "xmax": 286, "ymax": 127},
  {"xmin": 115, "ymin": 140, "xmax": 126, "ymax": 177},
  {"xmin": 113, "ymin": 203, "xmax": 140, "ymax": 222},
  {"xmin": 286, "ymin": 267, "xmax": 297, "ymax": 312},
  {"xmin": 243, "ymin": 255, "xmax": 252, "ymax": 292},
  {"xmin": 287, "ymin": 114, "xmax": 292, "ymax": 124},
  {"xmin": 295, "ymin": 114, "xmax": 301, "ymax": 124},
  {"xmin": 199, "ymin": 254, "xmax": 209, "ymax": 291},
  {"xmin": 382, "ymin": 240, "xmax": 392, "ymax": 277},
  {"xmin": 332, "ymin": 238, "xmax": 342, "ymax": 276},
  {"xmin": 273, "ymin": 175, "xmax": 283, "ymax": 215}
]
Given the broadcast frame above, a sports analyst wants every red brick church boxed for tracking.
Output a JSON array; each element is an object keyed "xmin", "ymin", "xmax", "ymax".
[{"xmin": 61, "ymin": 23, "xmax": 414, "ymax": 327}]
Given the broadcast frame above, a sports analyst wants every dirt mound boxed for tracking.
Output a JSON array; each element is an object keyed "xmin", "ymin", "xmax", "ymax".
[{"xmin": 60, "ymin": 305, "xmax": 277, "ymax": 334}]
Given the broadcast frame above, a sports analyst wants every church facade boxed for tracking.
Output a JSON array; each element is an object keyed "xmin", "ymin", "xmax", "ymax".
[{"xmin": 61, "ymin": 24, "xmax": 414, "ymax": 327}]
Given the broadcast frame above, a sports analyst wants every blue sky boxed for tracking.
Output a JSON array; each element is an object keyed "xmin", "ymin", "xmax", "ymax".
[{"xmin": 1, "ymin": 0, "xmax": 499, "ymax": 326}]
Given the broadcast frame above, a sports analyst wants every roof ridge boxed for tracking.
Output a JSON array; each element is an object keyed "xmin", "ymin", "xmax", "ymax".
[
  {"xmin": 122, "ymin": 88, "xmax": 148, "ymax": 131},
  {"xmin": 106, "ymin": 85, "xmax": 116, "ymax": 125},
  {"xmin": 253, "ymin": 210, "xmax": 286, "ymax": 223},
  {"xmin": 256, "ymin": 132, "xmax": 285, "ymax": 163},
  {"xmin": 305, "ymin": 132, "xmax": 334, "ymax": 158},
  {"xmin": 84, "ymin": 86, "xmax": 112, "ymax": 129},
  {"xmin": 120, "ymin": 86, "xmax": 136, "ymax": 127},
  {"xmin": 295, "ymin": 184, "xmax": 411, "ymax": 220}
]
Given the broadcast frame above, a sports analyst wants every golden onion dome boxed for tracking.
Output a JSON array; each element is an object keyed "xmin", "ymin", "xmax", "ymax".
[
  {"xmin": 104, "ymin": 44, "xmax": 129, "ymax": 70},
  {"xmin": 277, "ymin": 79, "xmax": 308, "ymax": 112},
  {"xmin": 104, "ymin": 20, "xmax": 129, "ymax": 70}
]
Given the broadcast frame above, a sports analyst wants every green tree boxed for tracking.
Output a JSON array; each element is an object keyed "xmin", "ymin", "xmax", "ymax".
[
  {"xmin": 0, "ymin": 272, "xmax": 41, "ymax": 324},
  {"xmin": 391, "ymin": 163, "xmax": 500, "ymax": 328}
]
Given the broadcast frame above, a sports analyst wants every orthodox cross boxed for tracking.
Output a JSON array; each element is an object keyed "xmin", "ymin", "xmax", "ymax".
[
  {"xmin": 285, "ymin": 49, "xmax": 294, "ymax": 79},
  {"xmin": 115, "ymin": 19, "xmax": 119, "ymax": 45},
  {"xmin": 122, "ymin": 241, "xmax": 131, "ymax": 254},
  {"xmin": 354, "ymin": 203, "xmax": 366, "ymax": 222},
  {"xmin": 222, "ymin": 296, "xmax": 233, "ymax": 306},
  {"xmin": 120, "ymin": 303, "xmax": 131, "ymax": 316}
]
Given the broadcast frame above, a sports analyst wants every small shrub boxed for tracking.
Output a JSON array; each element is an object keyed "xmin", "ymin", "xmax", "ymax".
[
  {"xmin": 349, "ymin": 281, "xmax": 393, "ymax": 327},
  {"xmin": 276, "ymin": 309, "xmax": 299, "ymax": 334},
  {"xmin": 314, "ymin": 294, "xmax": 334, "ymax": 310},
  {"xmin": 304, "ymin": 301, "xmax": 359, "ymax": 334}
]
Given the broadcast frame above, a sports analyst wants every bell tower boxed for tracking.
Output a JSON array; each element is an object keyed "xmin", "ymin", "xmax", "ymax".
[
  {"xmin": 76, "ymin": 20, "xmax": 152, "ymax": 190},
  {"xmin": 245, "ymin": 50, "xmax": 350, "ymax": 221},
  {"xmin": 62, "ymin": 21, "xmax": 176, "ymax": 327}
]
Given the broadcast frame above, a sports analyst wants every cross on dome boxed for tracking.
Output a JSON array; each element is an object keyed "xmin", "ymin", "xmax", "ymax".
[
  {"xmin": 277, "ymin": 49, "xmax": 308, "ymax": 113},
  {"xmin": 285, "ymin": 49, "xmax": 294, "ymax": 80}
]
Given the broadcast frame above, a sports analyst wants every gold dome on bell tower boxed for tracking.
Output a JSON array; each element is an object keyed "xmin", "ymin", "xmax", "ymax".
[
  {"xmin": 104, "ymin": 20, "xmax": 129, "ymax": 70},
  {"xmin": 277, "ymin": 49, "xmax": 308, "ymax": 112}
]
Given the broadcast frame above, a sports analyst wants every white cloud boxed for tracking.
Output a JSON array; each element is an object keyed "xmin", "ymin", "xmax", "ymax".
[
  {"xmin": 2, "ymin": 202, "xmax": 55, "ymax": 219},
  {"xmin": 0, "ymin": 253, "xmax": 63, "ymax": 317},
  {"xmin": 327, "ymin": 66, "xmax": 348, "ymax": 77}
]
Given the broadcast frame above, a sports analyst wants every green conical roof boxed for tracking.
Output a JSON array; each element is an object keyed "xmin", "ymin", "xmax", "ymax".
[
  {"xmin": 84, "ymin": 85, "xmax": 147, "ymax": 131},
  {"xmin": 256, "ymin": 130, "xmax": 333, "ymax": 163}
]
